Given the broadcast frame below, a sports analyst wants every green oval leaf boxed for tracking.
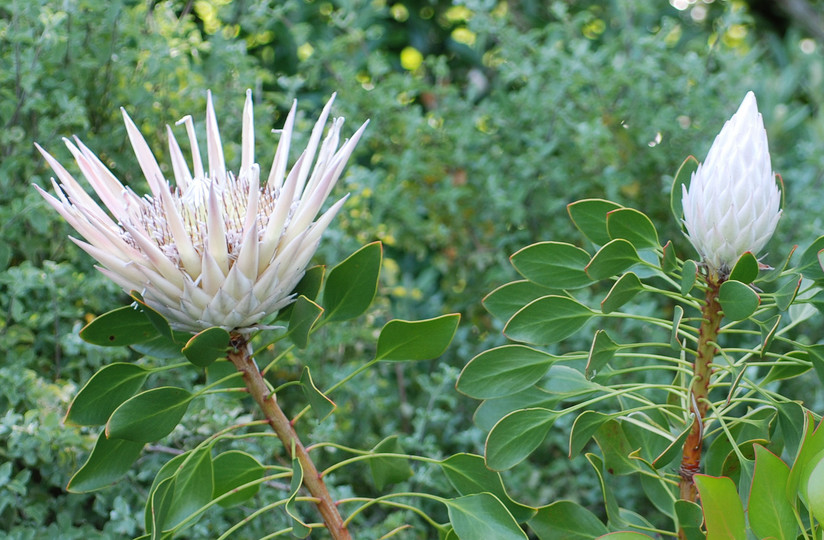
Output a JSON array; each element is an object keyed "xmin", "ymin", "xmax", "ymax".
[
  {"xmin": 718, "ymin": 280, "xmax": 760, "ymax": 321},
  {"xmin": 585, "ymin": 239, "xmax": 640, "ymax": 281},
  {"xmin": 323, "ymin": 241, "xmax": 382, "ymax": 322},
  {"xmin": 446, "ymin": 493, "xmax": 528, "ymax": 540},
  {"xmin": 65, "ymin": 363, "xmax": 150, "ymax": 426},
  {"xmin": 440, "ymin": 453, "xmax": 535, "ymax": 523},
  {"xmin": 606, "ymin": 208, "xmax": 659, "ymax": 250},
  {"xmin": 213, "ymin": 450, "xmax": 264, "ymax": 507},
  {"xmin": 457, "ymin": 345, "xmax": 556, "ymax": 399},
  {"xmin": 729, "ymin": 252, "xmax": 758, "ymax": 284},
  {"xmin": 601, "ymin": 272, "xmax": 643, "ymax": 314},
  {"xmin": 528, "ymin": 500, "xmax": 608, "ymax": 540},
  {"xmin": 681, "ymin": 260, "xmax": 698, "ymax": 295},
  {"xmin": 483, "ymin": 280, "xmax": 556, "ymax": 322},
  {"xmin": 749, "ymin": 444, "xmax": 795, "ymax": 540},
  {"xmin": 181, "ymin": 327, "xmax": 230, "ymax": 368},
  {"xmin": 375, "ymin": 313, "xmax": 460, "ymax": 361},
  {"xmin": 106, "ymin": 387, "xmax": 193, "ymax": 443},
  {"xmin": 567, "ymin": 199, "xmax": 624, "ymax": 246},
  {"xmin": 510, "ymin": 242, "xmax": 593, "ymax": 289},
  {"xmin": 485, "ymin": 408, "xmax": 557, "ymax": 471},
  {"xmin": 694, "ymin": 475, "xmax": 746, "ymax": 540},
  {"xmin": 504, "ymin": 295, "xmax": 594, "ymax": 345},
  {"xmin": 67, "ymin": 430, "xmax": 143, "ymax": 492},
  {"xmin": 80, "ymin": 305, "xmax": 157, "ymax": 346}
]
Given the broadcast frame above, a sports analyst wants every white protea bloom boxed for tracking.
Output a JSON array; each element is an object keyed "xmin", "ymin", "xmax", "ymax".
[
  {"xmin": 36, "ymin": 90, "xmax": 367, "ymax": 333},
  {"xmin": 682, "ymin": 91, "xmax": 781, "ymax": 276}
]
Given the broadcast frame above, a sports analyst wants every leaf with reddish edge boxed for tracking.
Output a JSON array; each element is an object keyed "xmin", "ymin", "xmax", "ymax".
[
  {"xmin": 694, "ymin": 474, "xmax": 746, "ymax": 540},
  {"xmin": 728, "ymin": 252, "xmax": 758, "ymax": 284}
]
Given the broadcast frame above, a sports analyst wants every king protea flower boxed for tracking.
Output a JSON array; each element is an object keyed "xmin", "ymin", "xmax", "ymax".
[
  {"xmin": 36, "ymin": 91, "xmax": 367, "ymax": 333},
  {"xmin": 682, "ymin": 91, "xmax": 781, "ymax": 276}
]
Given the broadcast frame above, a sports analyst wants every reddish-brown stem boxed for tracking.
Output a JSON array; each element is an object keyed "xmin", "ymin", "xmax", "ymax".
[
  {"xmin": 678, "ymin": 273, "xmax": 724, "ymax": 537},
  {"xmin": 227, "ymin": 335, "xmax": 352, "ymax": 540}
]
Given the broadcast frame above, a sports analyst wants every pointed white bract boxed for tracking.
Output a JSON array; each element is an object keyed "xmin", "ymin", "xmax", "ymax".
[
  {"xmin": 682, "ymin": 91, "xmax": 781, "ymax": 276},
  {"xmin": 37, "ymin": 90, "xmax": 368, "ymax": 333}
]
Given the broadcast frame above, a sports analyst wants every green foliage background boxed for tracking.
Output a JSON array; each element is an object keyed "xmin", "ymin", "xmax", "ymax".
[{"xmin": 2, "ymin": 0, "xmax": 824, "ymax": 537}]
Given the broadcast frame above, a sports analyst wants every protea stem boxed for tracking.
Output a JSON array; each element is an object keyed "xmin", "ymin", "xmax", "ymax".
[
  {"xmin": 227, "ymin": 334, "xmax": 352, "ymax": 540},
  {"xmin": 678, "ymin": 272, "xmax": 724, "ymax": 506}
]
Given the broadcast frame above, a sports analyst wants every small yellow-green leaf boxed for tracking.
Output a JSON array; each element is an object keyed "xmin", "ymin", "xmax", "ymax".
[
  {"xmin": 375, "ymin": 314, "xmax": 460, "ymax": 361},
  {"xmin": 457, "ymin": 345, "xmax": 556, "ymax": 399},
  {"xmin": 585, "ymin": 239, "xmax": 640, "ymax": 281},
  {"xmin": 606, "ymin": 208, "xmax": 659, "ymax": 250},
  {"xmin": 601, "ymin": 272, "xmax": 643, "ymax": 314},
  {"xmin": 719, "ymin": 280, "xmax": 760, "ymax": 321},
  {"xmin": 504, "ymin": 295, "xmax": 594, "ymax": 345},
  {"xmin": 323, "ymin": 241, "xmax": 382, "ymax": 322},
  {"xmin": 485, "ymin": 408, "xmax": 557, "ymax": 471},
  {"xmin": 694, "ymin": 475, "xmax": 746, "ymax": 540},
  {"xmin": 510, "ymin": 242, "xmax": 593, "ymax": 289},
  {"xmin": 729, "ymin": 252, "xmax": 758, "ymax": 284},
  {"xmin": 106, "ymin": 387, "xmax": 193, "ymax": 443},
  {"xmin": 67, "ymin": 430, "xmax": 143, "ymax": 492},
  {"xmin": 567, "ymin": 198, "xmax": 624, "ymax": 246},
  {"xmin": 65, "ymin": 363, "xmax": 150, "ymax": 426},
  {"xmin": 181, "ymin": 327, "xmax": 230, "ymax": 368}
]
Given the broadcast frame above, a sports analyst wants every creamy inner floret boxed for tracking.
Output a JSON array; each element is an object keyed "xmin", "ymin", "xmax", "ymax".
[{"xmin": 125, "ymin": 171, "xmax": 281, "ymax": 272}]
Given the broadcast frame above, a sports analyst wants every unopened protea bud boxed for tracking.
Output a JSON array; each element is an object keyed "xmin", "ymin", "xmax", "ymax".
[
  {"xmin": 36, "ymin": 91, "xmax": 367, "ymax": 333},
  {"xmin": 682, "ymin": 91, "xmax": 781, "ymax": 277}
]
